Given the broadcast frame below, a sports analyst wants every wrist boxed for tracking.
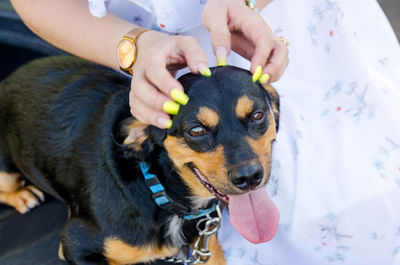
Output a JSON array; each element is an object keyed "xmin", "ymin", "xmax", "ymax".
[{"xmin": 116, "ymin": 27, "xmax": 150, "ymax": 75}]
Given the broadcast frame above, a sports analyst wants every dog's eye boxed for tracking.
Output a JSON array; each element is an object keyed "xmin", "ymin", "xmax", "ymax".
[
  {"xmin": 251, "ymin": 111, "xmax": 264, "ymax": 121},
  {"xmin": 189, "ymin": 126, "xmax": 205, "ymax": 137}
]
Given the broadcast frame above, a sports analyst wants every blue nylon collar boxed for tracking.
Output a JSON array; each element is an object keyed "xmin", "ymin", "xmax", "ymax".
[{"xmin": 139, "ymin": 162, "xmax": 218, "ymax": 220}]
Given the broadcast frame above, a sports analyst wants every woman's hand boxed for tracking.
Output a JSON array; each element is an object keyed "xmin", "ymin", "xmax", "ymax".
[
  {"xmin": 203, "ymin": 0, "xmax": 289, "ymax": 83},
  {"xmin": 130, "ymin": 30, "xmax": 210, "ymax": 129}
]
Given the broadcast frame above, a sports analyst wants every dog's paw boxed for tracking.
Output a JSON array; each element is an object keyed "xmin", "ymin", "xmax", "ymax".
[{"xmin": 8, "ymin": 185, "xmax": 45, "ymax": 214}]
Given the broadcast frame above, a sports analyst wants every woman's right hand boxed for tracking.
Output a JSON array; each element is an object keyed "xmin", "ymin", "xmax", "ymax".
[{"xmin": 130, "ymin": 30, "xmax": 210, "ymax": 129}]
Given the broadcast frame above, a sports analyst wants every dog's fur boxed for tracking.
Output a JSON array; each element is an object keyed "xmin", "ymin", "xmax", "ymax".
[{"xmin": 0, "ymin": 56, "xmax": 279, "ymax": 265}]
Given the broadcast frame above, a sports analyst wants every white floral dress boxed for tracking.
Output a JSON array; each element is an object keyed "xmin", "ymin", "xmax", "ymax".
[{"xmin": 88, "ymin": 0, "xmax": 400, "ymax": 264}]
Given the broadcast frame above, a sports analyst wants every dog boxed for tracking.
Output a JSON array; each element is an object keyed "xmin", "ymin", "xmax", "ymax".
[{"xmin": 0, "ymin": 56, "xmax": 280, "ymax": 265}]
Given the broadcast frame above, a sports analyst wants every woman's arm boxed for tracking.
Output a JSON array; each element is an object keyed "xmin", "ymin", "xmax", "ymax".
[
  {"xmin": 10, "ymin": 0, "xmax": 209, "ymax": 129},
  {"xmin": 10, "ymin": 0, "xmax": 287, "ymax": 129},
  {"xmin": 10, "ymin": 0, "xmax": 135, "ymax": 70}
]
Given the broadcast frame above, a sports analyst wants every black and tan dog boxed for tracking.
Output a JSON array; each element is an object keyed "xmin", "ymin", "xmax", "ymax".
[{"xmin": 0, "ymin": 56, "xmax": 280, "ymax": 265}]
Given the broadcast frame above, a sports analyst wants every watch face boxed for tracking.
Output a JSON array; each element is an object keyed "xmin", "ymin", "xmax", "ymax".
[{"xmin": 118, "ymin": 39, "xmax": 136, "ymax": 69}]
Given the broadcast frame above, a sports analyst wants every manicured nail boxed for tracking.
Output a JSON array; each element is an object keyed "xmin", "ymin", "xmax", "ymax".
[
  {"xmin": 197, "ymin": 63, "xmax": 211, "ymax": 77},
  {"xmin": 259, "ymin": 73, "xmax": 270, "ymax": 84},
  {"xmin": 252, "ymin": 65, "xmax": 262, "ymax": 82},
  {"xmin": 163, "ymin": 100, "xmax": 180, "ymax": 115},
  {"xmin": 216, "ymin": 46, "xmax": 227, "ymax": 67},
  {"xmin": 171, "ymin": 88, "xmax": 189, "ymax": 105},
  {"xmin": 157, "ymin": 117, "xmax": 172, "ymax": 129},
  {"xmin": 200, "ymin": 68, "xmax": 212, "ymax": 77}
]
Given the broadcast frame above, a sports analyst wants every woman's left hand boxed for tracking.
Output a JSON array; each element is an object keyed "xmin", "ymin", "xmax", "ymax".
[{"xmin": 202, "ymin": 0, "xmax": 289, "ymax": 83}]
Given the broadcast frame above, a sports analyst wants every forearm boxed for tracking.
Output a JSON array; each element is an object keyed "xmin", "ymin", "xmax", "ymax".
[
  {"xmin": 257, "ymin": 0, "xmax": 273, "ymax": 10},
  {"xmin": 10, "ymin": 0, "xmax": 138, "ymax": 70}
]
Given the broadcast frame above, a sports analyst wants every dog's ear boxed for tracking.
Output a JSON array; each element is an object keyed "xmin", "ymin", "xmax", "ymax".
[
  {"xmin": 118, "ymin": 118, "xmax": 152, "ymax": 161},
  {"xmin": 118, "ymin": 118, "xmax": 167, "ymax": 160},
  {"xmin": 262, "ymin": 84, "xmax": 280, "ymax": 131},
  {"xmin": 120, "ymin": 118, "xmax": 149, "ymax": 149}
]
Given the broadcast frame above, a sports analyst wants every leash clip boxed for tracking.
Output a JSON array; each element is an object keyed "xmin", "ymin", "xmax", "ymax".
[{"xmin": 192, "ymin": 204, "xmax": 222, "ymax": 264}]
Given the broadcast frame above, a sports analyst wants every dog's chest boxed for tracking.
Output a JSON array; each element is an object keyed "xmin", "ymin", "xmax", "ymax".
[{"xmin": 166, "ymin": 215, "xmax": 185, "ymax": 247}]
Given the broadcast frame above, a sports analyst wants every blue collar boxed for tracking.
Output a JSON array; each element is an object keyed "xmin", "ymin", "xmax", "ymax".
[{"xmin": 139, "ymin": 162, "xmax": 218, "ymax": 220}]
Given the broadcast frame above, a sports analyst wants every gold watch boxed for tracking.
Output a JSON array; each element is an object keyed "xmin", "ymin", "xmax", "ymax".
[{"xmin": 117, "ymin": 27, "xmax": 150, "ymax": 75}]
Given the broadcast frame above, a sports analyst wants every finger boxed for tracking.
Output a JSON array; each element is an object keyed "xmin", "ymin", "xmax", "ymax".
[
  {"xmin": 176, "ymin": 36, "xmax": 210, "ymax": 76},
  {"xmin": 263, "ymin": 39, "xmax": 289, "ymax": 83},
  {"xmin": 129, "ymin": 91, "xmax": 172, "ymax": 129},
  {"xmin": 143, "ymin": 50, "xmax": 186, "ymax": 103},
  {"xmin": 274, "ymin": 51, "xmax": 290, "ymax": 83},
  {"xmin": 277, "ymin": 58, "xmax": 290, "ymax": 82},
  {"xmin": 202, "ymin": 3, "xmax": 231, "ymax": 65},
  {"xmin": 228, "ymin": 6, "xmax": 274, "ymax": 73},
  {"xmin": 131, "ymin": 69, "xmax": 172, "ymax": 112},
  {"xmin": 231, "ymin": 31, "xmax": 255, "ymax": 60}
]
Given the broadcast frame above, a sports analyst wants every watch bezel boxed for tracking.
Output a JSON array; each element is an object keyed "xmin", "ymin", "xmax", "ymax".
[
  {"xmin": 117, "ymin": 27, "xmax": 150, "ymax": 75},
  {"xmin": 117, "ymin": 38, "xmax": 136, "ymax": 71}
]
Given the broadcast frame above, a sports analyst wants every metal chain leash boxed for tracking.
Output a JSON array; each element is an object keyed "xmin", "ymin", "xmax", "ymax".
[
  {"xmin": 162, "ymin": 256, "xmax": 194, "ymax": 264},
  {"xmin": 162, "ymin": 204, "xmax": 222, "ymax": 264}
]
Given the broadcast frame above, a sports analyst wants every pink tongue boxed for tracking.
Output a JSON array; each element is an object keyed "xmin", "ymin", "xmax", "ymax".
[{"xmin": 228, "ymin": 188, "xmax": 280, "ymax": 244}]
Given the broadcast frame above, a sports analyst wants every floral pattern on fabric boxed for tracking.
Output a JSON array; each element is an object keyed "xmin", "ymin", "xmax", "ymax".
[
  {"xmin": 87, "ymin": 0, "xmax": 400, "ymax": 264},
  {"xmin": 321, "ymin": 80, "xmax": 378, "ymax": 122},
  {"xmin": 89, "ymin": 0, "xmax": 207, "ymax": 34}
]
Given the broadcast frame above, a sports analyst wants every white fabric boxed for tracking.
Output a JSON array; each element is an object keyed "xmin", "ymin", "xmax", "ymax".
[
  {"xmin": 88, "ymin": 0, "xmax": 107, "ymax": 17},
  {"xmin": 88, "ymin": 0, "xmax": 400, "ymax": 264},
  {"xmin": 90, "ymin": 0, "xmax": 206, "ymax": 33}
]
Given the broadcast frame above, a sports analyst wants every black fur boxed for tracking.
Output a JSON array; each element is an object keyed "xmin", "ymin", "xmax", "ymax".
[{"xmin": 0, "ymin": 56, "xmax": 278, "ymax": 264}]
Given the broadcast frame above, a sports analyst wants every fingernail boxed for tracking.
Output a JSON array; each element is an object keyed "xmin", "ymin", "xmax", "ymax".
[
  {"xmin": 252, "ymin": 65, "xmax": 262, "ymax": 82},
  {"xmin": 171, "ymin": 88, "xmax": 189, "ymax": 105},
  {"xmin": 259, "ymin": 73, "xmax": 270, "ymax": 84},
  {"xmin": 216, "ymin": 46, "xmax": 227, "ymax": 67},
  {"xmin": 157, "ymin": 117, "xmax": 173, "ymax": 129},
  {"xmin": 163, "ymin": 100, "xmax": 180, "ymax": 115},
  {"xmin": 200, "ymin": 68, "xmax": 212, "ymax": 77},
  {"xmin": 197, "ymin": 63, "xmax": 211, "ymax": 77}
]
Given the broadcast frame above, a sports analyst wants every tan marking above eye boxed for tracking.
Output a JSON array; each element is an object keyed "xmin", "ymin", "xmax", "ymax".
[
  {"xmin": 235, "ymin": 95, "xmax": 254, "ymax": 119},
  {"xmin": 196, "ymin": 107, "xmax": 219, "ymax": 128}
]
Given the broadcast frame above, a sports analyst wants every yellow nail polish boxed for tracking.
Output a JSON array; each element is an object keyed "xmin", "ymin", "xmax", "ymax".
[
  {"xmin": 171, "ymin": 88, "xmax": 189, "ymax": 105},
  {"xmin": 163, "ymin": 100, "xmax": 180, "ymax": 115},
  {"xmin": 252, "ymin": 65, "xmax": 262, "ymax": 82},
  {"xmin": 216, "ymin": 46, "xmax": 227, "ymax": 67},
  {"xmin": 200, "ymin": 68, "xmax": 212, "ymax": 77},
  {"xmin": 164, "ymin": 119, "xmax": 173, "ymax": 129},
  {"xmin": 217, "ymin": 57, "xmax": 226, "ymax": 67},
  {"xmin": 157, "ymin": 117, "xmax": 173, "ymax": 129},
  {"xmin": 259, "ymin": 73, "xmax": 270, "ymax": 84}
]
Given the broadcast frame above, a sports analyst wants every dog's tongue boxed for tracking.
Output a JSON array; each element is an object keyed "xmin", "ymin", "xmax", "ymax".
[{"xmin": 228, "ymin": 188, "xmax": 280, "ymax": 244}]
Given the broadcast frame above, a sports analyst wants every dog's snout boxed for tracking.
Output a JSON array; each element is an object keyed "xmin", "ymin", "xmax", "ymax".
[{"xmin": 229, "ymin": 163, "xmax": 263, "ymax": 190}]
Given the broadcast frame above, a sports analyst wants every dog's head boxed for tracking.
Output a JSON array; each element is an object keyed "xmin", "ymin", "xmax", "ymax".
[
  {"xmin": 121, "ymin": 66, "xmax": 280, "ymax": 243},
  {"xmin": 163, "ymin": 66, "xmax": 279, "ymax": 199}
]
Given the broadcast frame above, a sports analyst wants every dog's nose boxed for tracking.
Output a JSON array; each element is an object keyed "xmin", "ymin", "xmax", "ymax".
[{"xmin": 229, "ymin": 163, "xmax": 263, "ymax": 190}]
